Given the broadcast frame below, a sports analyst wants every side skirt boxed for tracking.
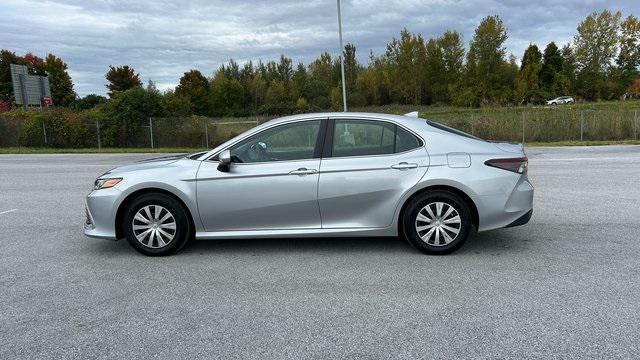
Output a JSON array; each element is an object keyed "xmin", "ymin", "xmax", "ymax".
[{"xmin": 195, "ymin": 227, "xmax": 397, "ymax": 240}]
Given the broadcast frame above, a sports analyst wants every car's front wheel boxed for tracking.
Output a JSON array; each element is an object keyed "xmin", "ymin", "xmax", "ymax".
[
  {"xmin": 123, "ymin": 193, "xmax": 192, "ymax": 256},
  {"xmin": 402, "ymin": 190, "xmax": 472, "ymax": 255}
]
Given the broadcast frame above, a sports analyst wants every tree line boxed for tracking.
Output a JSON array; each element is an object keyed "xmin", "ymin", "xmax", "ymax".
[{"xmin": 1, "ymin": 10, "xmax": 639, "ymax": 119}]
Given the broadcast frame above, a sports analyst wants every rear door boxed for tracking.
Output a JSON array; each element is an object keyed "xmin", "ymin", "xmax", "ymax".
[{"xmin": 318, "ymin": 118, "xmax": 429, "ymax": 229}]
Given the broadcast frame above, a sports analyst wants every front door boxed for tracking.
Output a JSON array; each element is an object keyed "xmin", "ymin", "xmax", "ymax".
[{"xmin": 196, "ymin": 119, "xmax": 323, "ymax": 231}]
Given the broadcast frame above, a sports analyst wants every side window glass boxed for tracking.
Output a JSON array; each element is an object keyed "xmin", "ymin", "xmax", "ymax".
[
  {"xmin": 332, "ymin": 120, "xmax": 396, "ymax": 157},
  {"xmin": 331, "ymin": 120, "xmax": 422, "ymax": 157},
  {"xmin": 229, "ymin": 120, "xmax": 320, "ymax": 163},
  {"xmin": 395, "ymin": 126, "xmax": 422, "ymax": 153}
]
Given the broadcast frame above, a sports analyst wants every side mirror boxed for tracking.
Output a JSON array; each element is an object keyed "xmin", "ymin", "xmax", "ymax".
[{"xmin": 217, "ymin": 149, "xmax": 231, "ymax": 172}]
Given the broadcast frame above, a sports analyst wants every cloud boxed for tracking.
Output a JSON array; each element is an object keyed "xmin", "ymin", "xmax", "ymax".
[{"xmin": 1, "ymin": 0, "xmax": 637, "ymax": 96}]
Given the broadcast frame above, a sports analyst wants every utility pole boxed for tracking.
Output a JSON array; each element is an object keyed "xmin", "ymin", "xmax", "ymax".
[{"xmin": 337, "ymin": 0, "xmax": 347, "ymax": 112}]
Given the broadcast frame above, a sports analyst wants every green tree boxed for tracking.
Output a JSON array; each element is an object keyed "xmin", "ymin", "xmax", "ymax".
[
  {"xmin": 423, "ymin": 37, "xmax": 445, "ymax": 104},
  {"xmin": 356, "ymin": 52, "xmax": 392, "ymax": 106},
  {"xmin": 539, "ymin": 42, "xmax": 564, "ymax": 98},
  {"xmin": 209, "ymin": 72, "xmax": 244, "ymax": 116},
  {"xmin": 514, "ymin": 44, "xmax": 543, "ymax": 104},
  {"xmin": 616, "ymin": 15, "xmax": 640, "ymax": 95},
  {"xmin": 161, "ymin": 89, "xmax": 192, "ymax": 117},
  {"xmin": 465, "ymin": 15, "xmax": 510, "ymax": 105},
  {"xmin": 573, "ymin": 10, "xmax": 622, "ymax": 100},
  {"xmin": 438, "ymin": 30, "xmax": 465, "ymax": 103},
  {"xmin": 0, "ymin": 50, "xmax": 26, "ymax": 103},
  {"xmin": 276, "ymin": 55, "xmax": 293, "ymax": 87},
  {"xmin": 74, "ymin": 94, "xmax": 107, "ymax": 110},
  {"xmin": 307, "ymin": 52, "xmax": 337, "ymax": 109},
  {"xmin": 560, "ymin": 44, "xmax": 577, "ymax": 95},
  {"xmin": 102, "ymin": 84, "xmax": 165, "ymax": 146},
  {"xmin": 44, "ymin": 54, "xmax": 76, "ymax": 106},
  {"xmin": 105, "ymin": 65, "xmax": 142, "ymax": 98},
  {"xmin": 385, "ymin": 29, "xmax": 426, "ymax": 104},
  {"xmin": 175, "ymin": 69, "xmax": 210, "ymax": 115},
  {"xmin": 343, "ymin": 43, "xmax": 359, "ymax": 90},
  {"xmin": 261, "ymin": 80, "xmax": 292, "ymax": 114}
]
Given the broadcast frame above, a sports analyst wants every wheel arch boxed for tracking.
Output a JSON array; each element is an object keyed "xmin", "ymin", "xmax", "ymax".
[
  {"xmin": 397, "ymin": 185, "xmax": 479, "ymax": 235},
  {"xmin": 115, "ymin": 188, "xmax": 196, "ymax": 240}
]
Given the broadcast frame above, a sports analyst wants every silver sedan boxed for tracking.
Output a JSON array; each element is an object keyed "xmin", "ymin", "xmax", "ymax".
[{"xmin": 84, "ymin": 112, "xmax": 533, "ymax": 256}]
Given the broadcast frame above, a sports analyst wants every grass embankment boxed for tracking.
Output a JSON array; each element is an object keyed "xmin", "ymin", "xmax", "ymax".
[
  {"xmin": 2, "ymin": 100, "xmax": 639, "ymax": 153},
  {"xmin": 2, "ymin": 141, "xmax": 640, "ymax": 154}
]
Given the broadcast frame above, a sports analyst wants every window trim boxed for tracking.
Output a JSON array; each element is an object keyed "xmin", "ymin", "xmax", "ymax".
[
  {"xmin": 206, "ymin": 117, "xmax": 327, "ymax": 164},
  {"xmin": 323, "ymin": 118, "xmax": 424, "ymax": 159},
  {"xmin": 205, "ymin": 116, "xmax": 425, "ymax": 164}
]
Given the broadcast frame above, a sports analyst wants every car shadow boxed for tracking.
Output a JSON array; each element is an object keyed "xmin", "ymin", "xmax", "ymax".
[
  {"xmin": 86, "ymin": 227, "xmax": 531, "ymax": 257},
  {"xmin": 184, "ymin": 236, "xmax": 416, "ymax": 255},
  {"xmin": 458, "ymin": 229, "xmax": 531, "ymax": 255}
]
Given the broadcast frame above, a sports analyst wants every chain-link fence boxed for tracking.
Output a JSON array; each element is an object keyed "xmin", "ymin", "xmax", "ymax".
[
  {"xmin": 0, "ymin": 109, "xmax": 638, "ymax": 149},
  {"xmin": 0, "ymin": 114, "xmax": 269, "ymax": 149},
  {"xmin": 423, "ymin": 107, "xmax": 639, "ymax": 143}
]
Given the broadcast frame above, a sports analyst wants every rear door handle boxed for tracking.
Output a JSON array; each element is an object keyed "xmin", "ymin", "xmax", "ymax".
[
  {"xmin": 391, "ymin": 162, "xmax": 418, "ymax": 170},
  {"xmin": 289, "ymin": 168, "xmax": 318, "ymax": 175}
]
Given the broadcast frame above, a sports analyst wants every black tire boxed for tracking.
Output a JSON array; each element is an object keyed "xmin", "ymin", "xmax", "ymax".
[
  {"xmin": 402, "ymin": 190, "xmax": 472, "ymax": 255},
  {"xmin": 123, "ymin": 193, "xmax": 192, "ymax": 256}
]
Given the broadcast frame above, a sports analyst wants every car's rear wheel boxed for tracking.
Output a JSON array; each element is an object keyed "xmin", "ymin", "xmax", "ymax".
[
  {"xmin": 123, "ymin": 193, "xmax": 192, "ymax": 256},
  {"xmin": 402, "ymin": 190, "xmax": 472, "ymax": 255}
]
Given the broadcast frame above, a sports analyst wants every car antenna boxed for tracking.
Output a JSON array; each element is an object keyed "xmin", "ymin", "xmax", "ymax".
[{"xmin": 404, "ymin": 111, "xmax": 419, "ymax": 118}]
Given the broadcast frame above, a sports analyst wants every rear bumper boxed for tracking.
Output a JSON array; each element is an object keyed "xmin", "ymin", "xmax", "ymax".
[
  {"xmin": 505, "ymin": 209, "xmax": 532, "ymax": 228},
  {"xmin": 476, "ymin": 178, "xmax": 534, "ymax": 232}
]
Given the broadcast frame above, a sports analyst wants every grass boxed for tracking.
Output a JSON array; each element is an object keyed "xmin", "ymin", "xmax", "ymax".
[
  {"xmin": 0, "ymin": 147, "xmax": 206, "ymax": 154},
  {"xmin": 524, "ymin": 140, "xmax": 640, "ymax": 147},
  {"xmin": 353, "ymin": 99, "xmax": 640, "ymax": 116}
]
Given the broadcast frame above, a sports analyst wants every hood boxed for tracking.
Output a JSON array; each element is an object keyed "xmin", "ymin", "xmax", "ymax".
[{"xmin": 101, "ymin": 154, "xmax": 186, "ymax": 177}]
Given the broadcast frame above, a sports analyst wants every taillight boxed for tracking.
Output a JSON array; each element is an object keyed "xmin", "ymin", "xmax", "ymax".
[{"xmin": 485, "ymin": 157, "xmax": 528, "ymax": 174}]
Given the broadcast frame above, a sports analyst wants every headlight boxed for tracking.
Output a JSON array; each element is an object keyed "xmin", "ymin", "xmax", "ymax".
[{"xmin": 94, "ymin": 178, "xmax": 122, "ymax": 190}]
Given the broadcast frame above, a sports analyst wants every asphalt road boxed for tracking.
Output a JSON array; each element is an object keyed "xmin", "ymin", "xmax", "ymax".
[{"xmin": 1, "ymin": 146, "xmax": 639, "ymax": 359}]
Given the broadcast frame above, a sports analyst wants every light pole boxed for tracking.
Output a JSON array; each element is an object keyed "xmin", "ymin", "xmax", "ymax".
[{"xmin": 337, "ymin": 0, "xmax": 347, "ymax": 112}]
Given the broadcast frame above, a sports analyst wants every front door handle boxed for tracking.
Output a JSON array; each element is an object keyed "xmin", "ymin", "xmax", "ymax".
[
  {"xmin": 391, "ymin": 162, "xmax": 418, "ymax": 170},
  {"xmin": 289, "ymin": 168, "xmax": 318, "ymax": 175}
]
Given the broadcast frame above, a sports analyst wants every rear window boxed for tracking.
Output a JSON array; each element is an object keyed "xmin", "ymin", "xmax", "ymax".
[{"xmin": 427, "ymin": 121, "xmax": 484, "ymax": 141}]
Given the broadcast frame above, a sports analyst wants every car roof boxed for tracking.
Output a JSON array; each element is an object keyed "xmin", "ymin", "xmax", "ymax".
[{"xmin": 263, "ymin": 112, "xmax": 427, "ymax": 128}]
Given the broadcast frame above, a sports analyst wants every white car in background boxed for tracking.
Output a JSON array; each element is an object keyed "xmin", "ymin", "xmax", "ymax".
[{"xmin": 546, "ymin": 96, "xmax": 575, "ymax": 105}]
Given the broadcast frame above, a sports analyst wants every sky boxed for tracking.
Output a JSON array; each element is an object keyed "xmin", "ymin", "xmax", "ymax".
[{"xmin": 1, "ymin": 0, "xmax": 638, "ymax": 96}]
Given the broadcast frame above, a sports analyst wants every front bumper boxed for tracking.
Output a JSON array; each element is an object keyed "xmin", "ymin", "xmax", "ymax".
[{"xmin": 83, "ymin": 187, "xmax": 122, "ymax": 241}]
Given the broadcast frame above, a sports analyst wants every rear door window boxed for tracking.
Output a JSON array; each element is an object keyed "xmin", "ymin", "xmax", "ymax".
[{"xmin": 331, "ymin": 119, "xmax": 422, "ymax": 157}]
